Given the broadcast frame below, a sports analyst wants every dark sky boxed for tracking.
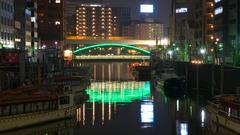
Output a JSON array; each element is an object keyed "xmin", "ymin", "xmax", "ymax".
[
  {"xmin": 74, "ymin": 0, "xmax": 171, "ymax": 35},
  {"xmin": 105, "ymin": 0, "xmax": 171, "ymax": 23}
]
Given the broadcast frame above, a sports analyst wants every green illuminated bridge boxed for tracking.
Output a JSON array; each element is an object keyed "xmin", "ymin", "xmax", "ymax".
[
  {"xmin": 72, "ymin": 44, "xmax": 152, "ymax": 61},
  {"xmin": 75, "ymin": 55, "xmax": 150, "ymax": 60},
  {"xmin": 66, "ymin": 37, "xmax": 155, "ymax": 60},
  {"xmin": 73, "ymin": 44, "xmax": 151, "ymax": 55}
]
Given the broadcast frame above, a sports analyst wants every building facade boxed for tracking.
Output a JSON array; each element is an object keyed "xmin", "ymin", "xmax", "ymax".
[
  {"xmin": 133, "ymin": 21, "xmax": 164, "ymax": 40},
  {"xmin": 14, "ymin": 0, "xmax": 38, "ymax": 57},
  {"xmin": 214, "ymin": 0, "xmax": 240, "ymax": 65},
  {"xmin": 37, "ymin": 0, "xmax": 64, "ymax": 48},
  {"xmin": 193, "ymin": 0, "xmax": 214, "ymax": 47},
  {"xmin": 0, "ymin": 0, "xmax": 14, "ymax": 49},
  {"xmin": 75, "ymin": 4, "xmax": 131, "ymax": 38}
]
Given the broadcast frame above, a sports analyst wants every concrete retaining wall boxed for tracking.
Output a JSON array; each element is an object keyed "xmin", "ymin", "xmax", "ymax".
[{"xmin": 175, "ymin": 62, "xmax": 240, "ymax": 95}]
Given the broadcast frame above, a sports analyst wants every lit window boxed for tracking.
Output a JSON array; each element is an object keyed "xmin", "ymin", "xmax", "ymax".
[
  {"xmin": 214, "ymin": 0, "xmax": 221, "ymax": 3},
  {"xmin": 55, "ymin": 0, "xmax": 61, "ymax": 3},
  {"xmin": 215, "ymin": 7, "xmax": 223, "ymax": 15},
  {"xmin": 55, "ymin": 21, "xmax": 60, "ymax": 25},
  {"xmin": 31, "ymin": 17, "xmax": 36, "ymax": 22}
]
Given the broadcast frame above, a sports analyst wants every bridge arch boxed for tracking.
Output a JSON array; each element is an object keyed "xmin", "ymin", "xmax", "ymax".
[{"xmin": 73, "ymin": 44, "xmax": 151, "ymax": 55}]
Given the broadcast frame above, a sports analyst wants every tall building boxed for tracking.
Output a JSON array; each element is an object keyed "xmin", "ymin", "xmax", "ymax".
[
  {"xmin": 170, "ymin": 0, "xmax": 190, "ymax": 45},
  {"xmin": 65, "ymin": 0, "xmax": 81, "ymax": 36},
  {"xmin": 14, "ymin": 0, "xmax": 39, "ymax": 83},
  {"xmin": 112, "ymin": 7, "xmax": 131, "ymax": 36},
  {"xmin": 214, "ymin": 0, "xmax": 240, "ymax": 65},
  {"xmin": 75, "ymin": 4, "xmax": 131, "ymax": 38},
  {"xmin": 37, "ymin": 0, "xmax": 64, "ymax": 48},
  {"xmin": 193, "ymin": 0, "xmax": 214, "ymax": 48},
  {"xmin": 0, "ymin": 0, "xmax": 14, "ymax": 49},
  {"xmin": 14, "ymin": 0, "xmax": 38, "ymax": 57},
  {"xmin": 169, "ymin": 0, "xmax": 191, "ymax": 61},
  {"xmin": 133, "ymin": 21, "xmax": 164, "ymax": 40}
]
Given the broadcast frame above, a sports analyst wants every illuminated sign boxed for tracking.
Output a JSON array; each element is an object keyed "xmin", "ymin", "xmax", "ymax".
[
  {"xmin": 214, "ymin": 0, "xmax": 222, "ymax": 3},
  {"xmin": 140, "ymin": 4, "xmax": 154, "ymax": 13},
  {"xmin": 215, "ymin": 7, "xmax": 223, "ymax": 15},
  {"xmin": 176, "ymin": 8, "xmax": 188, "ymax": 13}
]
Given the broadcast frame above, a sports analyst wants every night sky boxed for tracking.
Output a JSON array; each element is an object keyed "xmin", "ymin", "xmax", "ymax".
[{"xmin": 73, "ymin": 0, "xmax": 171, "ymax": 35}]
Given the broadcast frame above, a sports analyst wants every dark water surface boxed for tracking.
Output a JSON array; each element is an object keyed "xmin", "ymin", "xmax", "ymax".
[
  {"xmin": 2, "ymin": 62, "xmax": 238, "ymax": 135},
  {"xmin": 3, "ymin": 81, "xmax": 238, "ymax": 135}
]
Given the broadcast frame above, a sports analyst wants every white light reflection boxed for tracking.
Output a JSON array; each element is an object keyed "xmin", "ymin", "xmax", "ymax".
[
  {"xmin": 83, "ymin": 104, "xmax": 85, "ymax": 125},
  {"xmin": 140, "ymin": 100, "xmax": 154, "ymax": 128},
  {"xmin": 177, "ymin": 100, "xmax": 179, "ymax": 112},
  {"xmin": 180, "ymin": 123, "xmax": 188, "ymax": 135},
  {"xmin": 108, "ymin": 103, "xmax": 111, "ymax": 120},
  {"xmin": 228, "ymin": 107, "xmax": 231, "ymax": 117},
  {"xmin": 102, "ymin": 101, "xmax": 105, "ymax": 125},
  {"xmin": 201, "ymin": 109, "xmax": 205, "ymax": 127},
  {"xmin": 92, "ymin": 102, "xmax": 95, "ymax": 126}
]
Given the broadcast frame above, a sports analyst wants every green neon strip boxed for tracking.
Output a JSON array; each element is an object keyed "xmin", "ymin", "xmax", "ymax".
[
  {"xmin": 86, "ymin": 81, "xmax": 151, "ymax": 103},
  {"xmin": 73, "ymin": 44, "xmax": 151, "ymax": 55}
]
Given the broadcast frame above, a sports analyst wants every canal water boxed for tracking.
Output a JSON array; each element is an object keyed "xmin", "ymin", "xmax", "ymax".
[{"xmin": 2, "ymin": 62, "xmax": 238, "ymax": 135}]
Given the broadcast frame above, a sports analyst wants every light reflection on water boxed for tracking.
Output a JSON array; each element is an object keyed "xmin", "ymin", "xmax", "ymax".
[
  {"xmin": 75, "ymin": 81, "xmax": 152, "ymax": 126},
  {"xmin": 2, "ymin": 81, "xmax": 239, "ymax": 135},
  {"xmin": 86, "ymin": 81, "xmax": 151, "ymax": 103}
]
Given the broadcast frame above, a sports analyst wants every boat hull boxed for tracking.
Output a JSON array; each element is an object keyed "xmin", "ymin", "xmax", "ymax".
[
  {"xmin": 207, "ymin": 105, "xmax": 240, "ymax": 134},
  {"xmin": 0, "ymin": 106, "xmax": 76, "ymax": 132}
]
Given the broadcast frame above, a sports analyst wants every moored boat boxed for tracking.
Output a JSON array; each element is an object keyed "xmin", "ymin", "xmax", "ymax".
[
  {"xmin": 207, "ymin": 95, "xmax": 240, "ymax": 133},
  {"xmin": 0, "ymin": 79, "xmax": 89, "ymax": 132}
]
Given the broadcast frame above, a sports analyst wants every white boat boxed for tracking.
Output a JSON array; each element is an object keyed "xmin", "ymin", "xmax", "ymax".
[{"xmin": 207, "ymin": 95, "xmax": 240, "ymax": 134}]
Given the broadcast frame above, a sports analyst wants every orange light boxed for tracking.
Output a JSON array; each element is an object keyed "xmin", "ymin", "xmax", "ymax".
[{"xmin": 64, "ymin": 50, "xmax": 73, "ymax": 61}]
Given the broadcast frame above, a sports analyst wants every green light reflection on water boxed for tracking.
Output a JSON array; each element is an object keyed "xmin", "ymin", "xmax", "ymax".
[{"xmin": 86, "ymin": 81, "xmax": 151, "ymax": 103}]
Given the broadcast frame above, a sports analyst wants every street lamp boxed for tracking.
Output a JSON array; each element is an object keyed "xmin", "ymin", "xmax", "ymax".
[
  {"xmin": 160, "ymin": 38, "xmax": 170, "ymax": 46},
  {"xmin": 200, "ymin": 48, "xmax": 206, "ymax": 63},
  {"xmin": 167, "ymin": 50, "xmax": 173, "ymax": 59},
  {"xmin": 200, "ymin": 48, "xmax": 206, "ymax": 55}
]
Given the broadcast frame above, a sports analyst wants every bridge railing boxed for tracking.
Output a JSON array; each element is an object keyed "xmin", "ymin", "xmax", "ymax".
[{"xmin": 75, "ymin": 55, "xmax": 150, "ymax": 60}]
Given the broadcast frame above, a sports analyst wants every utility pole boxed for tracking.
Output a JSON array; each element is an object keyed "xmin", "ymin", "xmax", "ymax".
[{"xmin": 220, "ymin": 41, "xmax": 225, "ymax": 94}]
